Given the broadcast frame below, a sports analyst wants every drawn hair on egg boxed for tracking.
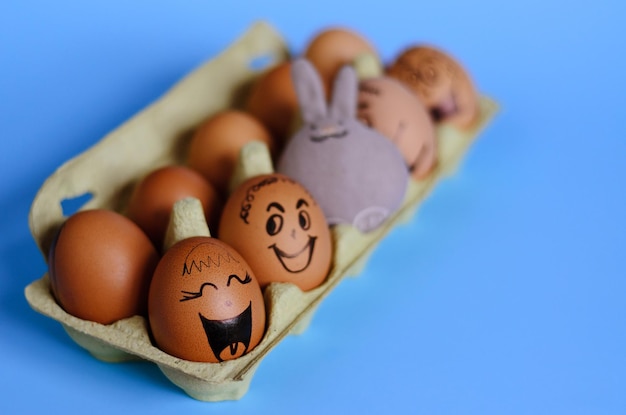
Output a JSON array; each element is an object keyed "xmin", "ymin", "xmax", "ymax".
[
  {"xmin": 239, "ymin": 176, "xmax": 315, "ymax": 224},
  {"xmin": 182, "ymin": 242, "xmax": 240, "ymax": 276},
  {"xmin": 239, "ymin": 176, "xmax": 279, "ymax": 224}
]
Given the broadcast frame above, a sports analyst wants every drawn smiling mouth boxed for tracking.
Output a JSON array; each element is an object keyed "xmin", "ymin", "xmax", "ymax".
[
  {"xmin": 310, "ymin": 130, "xmax": 348, "ymax": 143},
  {"xmin": 198, "ymin": 302, "xmax": 252, "ymax": 362},
  {"xmin": 268, "ymin": 236, "xmax": 317, "ymax": 273}
]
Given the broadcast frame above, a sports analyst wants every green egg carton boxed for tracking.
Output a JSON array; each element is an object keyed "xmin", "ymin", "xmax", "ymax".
[{"xmin": 24, "ymin": 21, "xmax": 498, "ymax": 401}]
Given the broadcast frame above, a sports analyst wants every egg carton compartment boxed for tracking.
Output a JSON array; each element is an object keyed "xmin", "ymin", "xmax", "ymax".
[{"xmin": 24, "ymin": 21, "xmax": 498, "ymax": 401}]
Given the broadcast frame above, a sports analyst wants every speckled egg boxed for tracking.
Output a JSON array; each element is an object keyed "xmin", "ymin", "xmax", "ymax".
[
  {"xmin": 148, "ymin": 236, "xmax": 265, "ymax": 363},
  {"xmin": 218, "ymin": 173, "xmax": 332, "ymax": 292},
  {"xmin": 387, "ymin": 45, "xmax": 480, "ymax": 129}
]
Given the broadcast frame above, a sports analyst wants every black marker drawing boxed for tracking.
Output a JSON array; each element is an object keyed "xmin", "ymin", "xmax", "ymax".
[
  {"xmin": 198, "ymin": 302, "xmax": 252, "ymax": 362},
  {"xmin": 239, "ymin": 176, "xmax": 301, "ymax": 224},
  {"xmin": 182, "ymin": 242, "xmax": 240, "ymax": 276},
  {"xmin": 268, "ymin": 236, "xmax": 317, "ymax": 273},
  {"xmin": 180, "ymin": 282, "xmax": 218, "ymax": 302},
  {"xmin": 179, "ymin": 272, "xmax": 252, "ymax": 302}
]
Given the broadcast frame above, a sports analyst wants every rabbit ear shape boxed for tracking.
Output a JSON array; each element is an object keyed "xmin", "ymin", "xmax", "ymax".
[
  {"xmin": 329, "ymin": 64, "xmax": 357, "ymax": 119},
  {"xmin": 291, "ymin": 58, "xmax": 327, "ymax": 124}
]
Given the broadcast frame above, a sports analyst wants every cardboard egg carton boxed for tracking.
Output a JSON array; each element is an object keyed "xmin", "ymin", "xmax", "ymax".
[{"xmin": 24, "ymin": 21, "xmax": 498, "ymax": 401}]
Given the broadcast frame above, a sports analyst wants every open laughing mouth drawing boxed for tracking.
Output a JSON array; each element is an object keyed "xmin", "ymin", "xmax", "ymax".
[
  {"xmin": 268, "ymin": 236, "xmax": 317, "ymax": 273},
  {"xmin": 199, "ymin": 302, "xmax": 252, "ymax": 362}
]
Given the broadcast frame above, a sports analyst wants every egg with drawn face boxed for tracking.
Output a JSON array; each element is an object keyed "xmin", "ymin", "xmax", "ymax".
[
  {"xmin": 387, "ymin": 45, "xmax": 479, "ymax": 129},
  {"xmin": 218, "ymin": 174, "xmax": 332, "ymax": 292},
  {"xmin": 148, "ymin": 236, "xmax": 265, "ymax": 363},
  {"xmin": 357, "ymin": 76, "xmax": 437, "ymax": 179}
]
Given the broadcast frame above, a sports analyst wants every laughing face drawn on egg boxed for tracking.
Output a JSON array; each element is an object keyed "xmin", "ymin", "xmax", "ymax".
[
  {"xmin": 148, "ymin": 236, "xmax": 266, "ymax": 363},
  {"xmin": 218, "ymin": 174, "xmax": 332, "ymax": 292}
]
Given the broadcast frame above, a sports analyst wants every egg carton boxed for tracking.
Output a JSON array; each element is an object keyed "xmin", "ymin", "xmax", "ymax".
[{"xmin": 24, "ymin": 21, "xmax": 498, "ymax": 401}]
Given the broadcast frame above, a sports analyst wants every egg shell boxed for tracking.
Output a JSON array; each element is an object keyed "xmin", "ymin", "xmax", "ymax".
[
  {"xmin": 187, "ymin": 110, "xmax": 276, "ymax": 196},
  {"xmin": 386, "ymin": 45, "xmax": 480, "ymax": 129},
  {"xmin": 218, "ymin": 173, "xmax": 333, "ymax": 292},
  {"xmin": 304, "ymin": 27, "xmax": 378, "ymax": 97},
  {"xmin": 148, "ymin": 236, "xmax": 266, "ymax": 363},
  {"xmin": 126, "ymin": 165, "xmax": 222, "ymax": 249},
  {"xmin": 48, "ymin": 209, "xmax": 159, "ymax": 325},
  {"xmin": 245, "ymin": 61, "xmax": 298, "ymax": 145},
  {"xmin": 357, "ymin": 76, "xmax": 438, "ymax": 179}
]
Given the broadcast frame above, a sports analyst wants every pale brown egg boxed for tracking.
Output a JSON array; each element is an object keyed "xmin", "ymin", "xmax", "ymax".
[
  {"xmin": 48, "ymin": 209, "xmax": 159, "ymax": 325},
  {"xmin": 218, "ymin": 173, "xmax": 332, "ymax": 292},
  {"xmin": 245, "ymin": 61, "xmax": 298, "ymax": 146},
  {"xmin": 303, "ymin": 27, "xmax": 378, "ymax": 96},
  {"xmin": 387, "ymin": 45, "xmax": 480, "ymax": 129},
  {"xmin": 126, "ymin": 165, "xmax": 222, "ymax": 250},
  {"xmin": 148, "ymin": 236, "xmax": 266, "ymax": 363},
  {"xmin": 357, "ymin": 76, "xmax": 438, "ymax": 179},
  {"xmin": 187, "ymin": 110, "xmax": 275, "ymax": 196}
]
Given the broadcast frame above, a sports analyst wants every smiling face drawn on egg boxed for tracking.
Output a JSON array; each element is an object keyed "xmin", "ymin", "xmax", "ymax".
[
  {"xmin": 264, "ymin": 198, "xmax": 317, "ymax": 273},
  {"xmin": 219, "ymin": 174, "xmax": 332, "ymax": 292},
  {"xmin": 148, "ymin": 237, "xmax": 266, "ymax": 363}
]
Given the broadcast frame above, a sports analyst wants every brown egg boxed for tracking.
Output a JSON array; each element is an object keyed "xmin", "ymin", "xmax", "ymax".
[
  {"xmin": 245, "ymin": 61, "xmax": 298, "ymax": 145},
  {"xmin": 126, "ymin": 165, "xmax": 222, "ymax": 250},
  {"xmin": 218, "ymin": 174, "xmax": 332, "ymax": 292},
  {"xmin": 148, "ymin": 236, "xmax": 265, "ymax": 363},
  {"xmin": 48, "ymin": 209, "xmax": 159, "ymax": 325},
  {"xmin": 387, "ymin": 45, "xmax": 480, "ymax": 129},
  {"xmin": 187, "ymin": 110, "xmax": 276, "ymax": 195},
  {"xmin": 304, "ymin": 27, "xmax": 378, "ymax": 96},
  {"xmin": 357, "ymin": 76, "xmax": 438, "ymax": 179}
]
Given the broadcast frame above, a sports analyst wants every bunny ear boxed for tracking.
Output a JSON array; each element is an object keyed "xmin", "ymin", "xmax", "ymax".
[
  {"xmin": 329, "ymin": 64, "xmax": 357, "ymax": 119},
  {"xmin": 291, "ymin": 58, "xmax": 327, "ymax": 124}
]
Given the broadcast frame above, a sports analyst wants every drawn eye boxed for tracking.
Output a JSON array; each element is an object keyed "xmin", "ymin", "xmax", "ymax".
[
  {"xmin": 299, "ymin": 210, "xmax": 311, "ymax": 230},
  {"xmin": 227, "ymin": 272, "xmax": 252, "ymax": 286},
  {"xmin": 180, "ymin": 282, "xmax": 217, "ymax": 302},
  {"xmin": 266, "ymin": 214, "xmax": 283, "ymax": 236}
]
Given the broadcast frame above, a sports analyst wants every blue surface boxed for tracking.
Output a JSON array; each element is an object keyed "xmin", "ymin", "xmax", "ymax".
[{"xmin": 2, "ymin": 1, "xmax": 625, "ymax": 414}]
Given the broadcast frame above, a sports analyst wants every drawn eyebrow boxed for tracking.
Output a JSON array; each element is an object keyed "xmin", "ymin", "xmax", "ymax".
[
  {"xmin": 227, "ymin": 272, "xmax": 252, "ymax": 286},
  {"xmin": 296, "ymin": 199, "xmax": 309, "ymax": 209},
  {"xmin": 266, "ymin": 202, "xmax": 285, "ymax": 213}
]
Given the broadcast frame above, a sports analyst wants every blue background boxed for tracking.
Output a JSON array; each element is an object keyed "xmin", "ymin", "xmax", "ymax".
[{"xmin": 2, "ymin": 1, "xmax": 625, "ymax": 414}]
